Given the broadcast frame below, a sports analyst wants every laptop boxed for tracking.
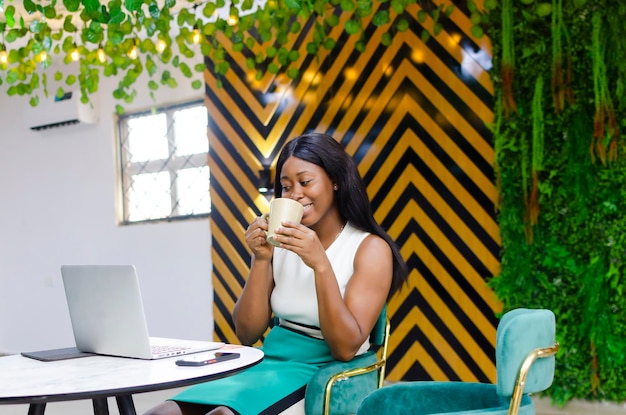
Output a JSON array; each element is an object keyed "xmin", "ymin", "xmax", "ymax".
[{"xmin": 60, "ymin": 264, "xmax": 224, "ymax": 360}]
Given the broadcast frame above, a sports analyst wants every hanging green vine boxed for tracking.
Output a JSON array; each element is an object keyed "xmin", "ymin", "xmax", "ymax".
[
  {"xmin": 500, "ymin": 0, "xmax": 516, "ymax": 116},
  {"xmin": 0, "ymin": 0, "xmax": 457, "ymax": 111}
]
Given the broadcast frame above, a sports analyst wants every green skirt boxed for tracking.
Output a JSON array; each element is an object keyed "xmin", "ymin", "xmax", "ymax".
[{"xmin": 171, "ymin": 326, "xmax": 335, "ymax": 415}]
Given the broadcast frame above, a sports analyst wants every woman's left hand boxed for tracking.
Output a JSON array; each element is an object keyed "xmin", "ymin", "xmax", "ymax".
[{"xmin": 272, "ymin": 221, "xmax": 328, "ymax": 270}]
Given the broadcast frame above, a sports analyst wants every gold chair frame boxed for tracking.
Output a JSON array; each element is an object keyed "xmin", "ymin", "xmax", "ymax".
[
  {"xmin": 508, "ymin": 341, "xmax": 560, "ymax": 415},
  {"xmin": 321, "ymin": 317, "xmax": 390, "ymax": 415}
]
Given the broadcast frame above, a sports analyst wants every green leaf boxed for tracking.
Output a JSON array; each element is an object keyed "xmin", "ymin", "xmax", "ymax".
[
  {"xmin": 285, "ymin": 0, "xmax": 301, "ymax": 9},
  {"xmin": 203, "ymin": 2, "xmax": 216, "ymax": 17},
  {"xmin": 396, "ymin": 18, "xmax": 409, "ymax": 32},
  {"xmin": 124, "ymin": 0, "xmax": 143, "ymax": 12},
  {"xmin": 66, "ymin": 74, "xmax": 77, "ymax": 85},
  {"xmin": 381, "ymin": 32, "xmax": 392, "ymax": 46},
  {"xmin": 470, "ymin": 25, "xmax": 484, "ymax": 38},
  {"xmin": 340, "ymin": 0, "xmax": 355, "ymax": 12},
  {"xmin": 149, "ymin": 2, "xmax": 160, "ymax": 19},
  {"xmin": 433, "ymin": 22, "xmax": 442, "ymax": 36},
  {"xmin": 191, "ymin": 80, "xmax": 202, "ymax": 89},
  {"xmin": 5, "ymin": 29, "xmax": 18, "ymax": 43},
  {"xmin": 44, "ymin": 6, "xmax": 57, "ymax": 19},
  {"xmin": 417, "ymin": 9, "xmax": 427, "ymax": 23},
  {"xmin": 323, "ymin": 38, "xmax": 336, "ymax": 50},
  {"xmin": 23, "ymin": 0, "xmax": 37, "ymax": 13},
  {"xmin": 372, "ymin": 10, "xmax": 390, "ymax": 27},
  {"xmin": 109, "ymin": 30, "xmax": 124, "ymax": 45},
  {"xmin": 4, "ymin": 6, "xmax": 15, "ymax": 28},
  {"xmin": 356, "ymin": 0, "xmax": 373, "ymax": 17},
  {"xmin": 268, "ymin": 62, "xmax": 279, "ymax": 74},
  {"xmin": 325, "ymin": 15, "xmax": 339, "ymax": 28},
  {"xmin": 291, "ymin": 21, "xmax": 302, "ymax": 33},
  {"xmin": 83, "ymin": 0, "xmax": 99, "ymax": 13},
  {"xmin": 179, "ymin": 62, "xmax": 192, "ymax": 78},
  {"xmin": 345, "ymin": 19, "xmax": 360, "ymax": 35},
  {"xmin": 146, "ymin": 55, "xmax": 157, "ymax": 76},
  {"xmin": 109, "ymin": 7, "xmax": 126, "ymax": 24},
  {"xmin": 30, "ymin": 20, "xmax": 43, "ymax": 34},
  {"xmin": 148, "ymin": 80, "xmax": 159, "ymax": 90},
  {"xmin": 63, "ymin": 0, "xmax": 80, "ymax": 12},
  {"xmin": 55, "ymin": 71, "xmax": 63, "ymax": 81},
  {"xmin": 470, "ymin": 12, "xmax": 481, "ymax": 25},
  {"xmin": 390, "ymin": 0, "xmax": 404, "ymax": 14},
  {"xmin": 484, "ymin": 0, "xmax": 497, "ymax": 10},
  {"xmin": 306, "ymin": 42, "xmax": 318, "ymax": 55},
  {"xmin": 64, "ymin": 16, "xmax": 77, "ymax": 33},
  {"xmin": 286, "ymin": 67, "xmax": 299, "ymax": 79}
]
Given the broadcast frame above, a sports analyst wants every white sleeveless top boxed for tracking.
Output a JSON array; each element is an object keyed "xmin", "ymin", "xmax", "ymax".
[{"xmin": 270, "ymin": 222, "xmax": 371, "ymax": 354}]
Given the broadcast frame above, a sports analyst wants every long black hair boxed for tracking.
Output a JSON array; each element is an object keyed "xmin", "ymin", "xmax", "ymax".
[{"xmin": 274, "ymin": 133, "xmax": 408, "ymax": 299}]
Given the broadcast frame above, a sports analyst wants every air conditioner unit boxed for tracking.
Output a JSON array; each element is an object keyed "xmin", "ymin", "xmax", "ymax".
[{"xmin": 26, "ymin": 91, "xmax": 98, "ymax": 131}]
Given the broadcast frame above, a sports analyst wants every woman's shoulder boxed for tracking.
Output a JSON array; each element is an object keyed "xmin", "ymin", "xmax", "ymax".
[{"xmin": 340, "ymin": 223, "xmax": 390, "ymax": 256}]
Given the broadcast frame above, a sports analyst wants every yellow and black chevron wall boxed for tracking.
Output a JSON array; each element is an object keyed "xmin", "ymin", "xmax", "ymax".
[{"xmin": 205, "ymin": 0, "xmax": 502, "ymax": 383}]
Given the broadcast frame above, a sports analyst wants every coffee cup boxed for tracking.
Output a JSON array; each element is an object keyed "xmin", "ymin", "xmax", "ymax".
[{"xmin": 264, "ymin": 198, "xmax": 304, "ymax": 246}]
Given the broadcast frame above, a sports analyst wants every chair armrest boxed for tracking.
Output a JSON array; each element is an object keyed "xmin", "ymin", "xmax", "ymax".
[{"xmin": 305, "ymin": 352, "xmax": 381, "ymax": 415}]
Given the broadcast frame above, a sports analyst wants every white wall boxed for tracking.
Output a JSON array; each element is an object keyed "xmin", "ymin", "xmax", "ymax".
[{"xmin": 0, "ymin": 55, "xmax": 215, "ymax": 354}]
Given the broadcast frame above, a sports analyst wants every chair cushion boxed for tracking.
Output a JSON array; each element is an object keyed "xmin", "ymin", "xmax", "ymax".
[
  {"xmin": 356, "ymin": 382, "xmax": 535, "ymax": 415},
  {"xmin": 496, "ymin": 308, "xmax": 556, "ymax": 396},
  {"xmin": 304, "ymin": 351, "xmax": 378, "ymax": 415}
]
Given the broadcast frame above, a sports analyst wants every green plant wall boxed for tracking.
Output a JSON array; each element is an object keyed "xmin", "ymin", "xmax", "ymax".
[{"xmin": 487, "ymin": 0, "xmax": 626, "ymax": 405}]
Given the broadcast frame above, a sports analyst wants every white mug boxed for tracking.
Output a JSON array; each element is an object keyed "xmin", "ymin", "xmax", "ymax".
[{"xmin": 264, "ymin": 198, "xmax": 304, "ymax": 246}]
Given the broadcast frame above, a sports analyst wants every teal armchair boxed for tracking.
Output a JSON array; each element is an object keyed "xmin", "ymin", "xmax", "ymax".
[
  {"xmin": 355, "ymin": 308, "xmax": 559, "ymax": 415},
  {"xmin": 304, "ymin": 306, "xmax": 390, "ymax": 415}
]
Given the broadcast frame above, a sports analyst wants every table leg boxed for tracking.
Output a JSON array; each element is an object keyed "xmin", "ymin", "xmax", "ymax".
[
  {"xmin": 116, "ymin": 395, "xmax": 137, "ymax": 415},
  {"xmin": 92, "ymin": 398, "xmax": 110, "ymax": 415},
  {"xmin": 27, "ymin": 403, "xmax": 46, "ymax": 415}
]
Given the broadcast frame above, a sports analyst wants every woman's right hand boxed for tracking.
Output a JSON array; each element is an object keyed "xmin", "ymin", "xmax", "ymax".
[{"xmin": 245, "ymin": 214, "xmax": 273, "ymax": 260}]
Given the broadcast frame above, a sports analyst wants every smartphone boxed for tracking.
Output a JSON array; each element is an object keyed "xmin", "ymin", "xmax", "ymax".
[{"xmin": 175, "ymin": 352, "xmax": 241, "ymax": 367}]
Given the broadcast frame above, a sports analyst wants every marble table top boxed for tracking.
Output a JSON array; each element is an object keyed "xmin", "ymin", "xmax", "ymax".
[{"xmin": 0, "ymin": 344, "xmax": 263, "ymax": 404}]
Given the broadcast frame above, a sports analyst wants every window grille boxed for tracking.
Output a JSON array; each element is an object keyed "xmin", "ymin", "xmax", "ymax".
[{"xmin": 117, "ymin": 100, "xmax": 210, "ymax": 224}]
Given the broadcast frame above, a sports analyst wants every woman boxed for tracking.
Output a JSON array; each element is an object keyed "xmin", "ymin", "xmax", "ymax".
[{"xmin": 144, "ymin": 133, "xmax": 408, "ymax": 415}]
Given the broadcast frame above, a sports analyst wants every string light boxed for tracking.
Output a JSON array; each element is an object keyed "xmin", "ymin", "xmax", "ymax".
[
  {"xmin": 192, "ymin": 25, "xmax": 202, "ymax": 44},
  {"xmin": 38, "ymin": 50, "xmax": 47, "ymax": 62},
  {"xmin": 70, "ymin": 43, "xmax": 79, "ymax": 61},
  {"xmin": 127, "ymin": 39, "xmax": 138, "ymax": 59},
  {"xmin": 227, "ymin": 7, "xmax": 239, "ymax": 26},
  {"xmin": 97, "ymin": 44, "xmax": 106, "ymax": 63},
  {"xmin": 0, "ymin": 44, "xmax": 7, "ymax": 65},
  {"xmin": 156, "ymin": 39, "xmax": 167, "ymax": 53}
]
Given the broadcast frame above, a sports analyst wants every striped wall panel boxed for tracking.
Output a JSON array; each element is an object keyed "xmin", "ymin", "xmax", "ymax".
[{"xmin": 205, "ymin": 0, "xmax": 501, "ymax": 382}]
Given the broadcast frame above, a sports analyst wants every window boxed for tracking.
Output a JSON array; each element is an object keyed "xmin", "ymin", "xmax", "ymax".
[{"xmin": 117, "ymin": 100, "xmax": 210, "ymax": 224}]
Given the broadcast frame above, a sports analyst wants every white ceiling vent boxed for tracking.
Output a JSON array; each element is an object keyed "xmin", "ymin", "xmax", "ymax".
[{"xmin": 26, "ymin": 91, "xmax": 98, "ymax": 131}]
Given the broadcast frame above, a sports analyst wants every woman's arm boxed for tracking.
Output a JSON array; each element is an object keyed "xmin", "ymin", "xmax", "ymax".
[
  {"xmin": 233, "ymin": 215, "xmax": 275, "ymax": 345},
  {"xmin": 315, "ymin": 235, "xmax": 392, "ymax": 361}
]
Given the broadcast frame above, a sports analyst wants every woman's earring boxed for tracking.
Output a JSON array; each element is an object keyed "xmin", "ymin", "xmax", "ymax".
[{"xmin": 333, "ymin": 185, "xmax": 338, "ymax": 190}]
